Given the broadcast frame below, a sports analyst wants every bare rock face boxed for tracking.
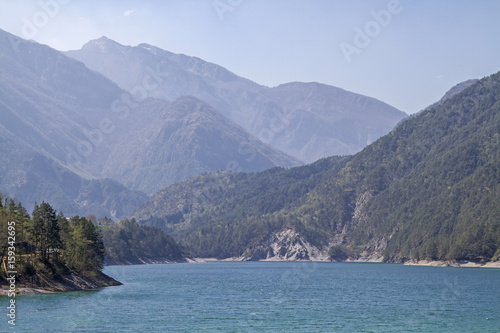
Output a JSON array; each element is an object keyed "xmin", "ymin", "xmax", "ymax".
[
  {"xmin": 242, "ymin": 229, "xmax": 328, "ymax": 261},
  {"xmin": 0, "ymin": 271, "xmax": 122, "ymax": 295}
]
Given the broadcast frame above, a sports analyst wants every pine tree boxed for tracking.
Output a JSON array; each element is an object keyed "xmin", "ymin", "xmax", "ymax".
[
  {"xmin": 64, "ymin": 217, "xmax": 105, "ymax": 272},
  {"xmin": 32, "ymin": 202, "xmax": 62, "ymax": 261}
]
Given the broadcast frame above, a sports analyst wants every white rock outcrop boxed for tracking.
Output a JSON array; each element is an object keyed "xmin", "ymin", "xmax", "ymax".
[{"xmin": 241, "ymin": 229, "xmax": 329, "ymax": 261}]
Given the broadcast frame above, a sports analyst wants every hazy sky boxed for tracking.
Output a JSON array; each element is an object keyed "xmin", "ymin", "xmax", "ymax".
[{"xmin": 1, "ymin": 0, "xmax": 499, "ymax": 114}]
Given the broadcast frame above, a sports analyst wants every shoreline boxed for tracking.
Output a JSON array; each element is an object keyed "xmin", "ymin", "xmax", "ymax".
[
  {"xmin": 105, "ymin": 257, "xmax": 188, "ymax": 266},
  {"xmin": 0, "ymin": 271, "xmax": 121, "ymax": 295},
  {"xmin": 191, "ymin": 257, "xmax": 500, "ymax": 268},
  {"xmin": 106, "ymin": 256, "xmax": 500, "ymax": 268},
  {"xmin": 403, "ymin": 260, "xmax": 500, "ymax": 268},
  {"xmin": 5, "ymin": 258, "xmax": 498, "ymax": 295},
  {"xmin": 190, "ymin": 256, "xmax": 384, "ymax": 263}
]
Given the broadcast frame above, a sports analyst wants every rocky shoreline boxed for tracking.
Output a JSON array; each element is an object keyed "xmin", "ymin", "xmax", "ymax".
[
  {"xmin": 403, "ymin": 260, "xmax": 500, "ymax": 268},
  {"xmin": 104, "ymin": 257, "xmax": 188, "ymax": 266},
  {"xmin": 191, "ymin": 256, "xmax": 500, "ymax": 269},
  {"xmin": 0, "ymin": 271, "xmax": 121, "ymax": 295}
]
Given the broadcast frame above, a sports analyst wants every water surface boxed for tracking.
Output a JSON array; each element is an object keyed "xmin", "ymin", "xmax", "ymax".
[{"xmin": 8, "ymin": 262, "xmax": 500, "ymax": 332}]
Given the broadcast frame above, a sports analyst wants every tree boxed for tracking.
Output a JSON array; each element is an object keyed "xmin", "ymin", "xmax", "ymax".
[
  {"xmin": 31, "ymin": 202, "xmax": 62, "ymax": 261},
  {"xmin": 64, "ymin": 217, "xmax": 105, "ymax": 272}
]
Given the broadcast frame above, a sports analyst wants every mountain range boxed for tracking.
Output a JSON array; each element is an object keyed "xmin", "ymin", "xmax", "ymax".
[
  {"xmin": 133, "ymin": 73, "xmax": 500, "ymax": 263},
  {"xmin": 0, "ymin": 29, "xmax": 299, "ymax": 215},
  {"xmin": 0, "ymin": 30, "xmax": 147, "ymax": 218},
  {"xmin": 1, "ymin": 28, "xmax": 496, "ymax": 264},
  {"xmin": 100, "ymin": 95, "xmax": 301, "ymax": 194},
  {"xmin": 67, "ymin": 37, "xmax": 407, "ymax": 163},
  {"xmin": 1, "ymin": 29, "xmax": 406, "ymax": 218}
]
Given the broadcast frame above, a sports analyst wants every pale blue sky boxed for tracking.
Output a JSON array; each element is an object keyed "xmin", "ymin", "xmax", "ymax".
[{"xmin": 1, "ymin": 0, "xmax": 499, "ymax": 114}]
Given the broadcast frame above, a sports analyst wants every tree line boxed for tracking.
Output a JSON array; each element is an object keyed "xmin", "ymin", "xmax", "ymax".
[
  {"xmin": 96, "ymin": 217, "xmax": 186, "ymax": 264},
  {"xmin": 0, "ymin": 194, "xmax": 187, "ymax": 284},
  {"xmin": 0, "ymin": 195, "xmax": 104, "ymax": 282}
]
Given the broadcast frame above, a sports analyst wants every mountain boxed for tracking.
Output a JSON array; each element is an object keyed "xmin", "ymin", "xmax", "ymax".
[
  {"xmin": 101, "ymin": 96, "xmax": 301, "ymax": 194},
  {"xmin": 66, "ymin": 37, "xmax": 407, "ymax": 163},
  {"xmin": 395, "ymin": 78, "xmax": 481, "ymax": 129},
  {"xmin": 0, "ymin": 31, "xmax": 148, "ymax": 218},
  {"xmin": 0, "ymin": 29, "xmax": 298, "ymax": 215},
  {"xmin": 133, "ymin": 73, "xmax": 500, "ymax": 263},
  {"xmin": 96, "ymin": 217, "xmax": 187, "ymax": 265},
  {"xmin": 0, "ymin": 32, "xmax": 121, "ymax": 175},
  {"xmin": 425, "ymin": 79, "xmax": 479, "ymax": 111},
  {"xmin": 263, "ymin": 82, "xmax": 407, "ymax": 161},
  {"xmin": 0, "ymin": 126, "xmax": 147, "ymax": 218}
]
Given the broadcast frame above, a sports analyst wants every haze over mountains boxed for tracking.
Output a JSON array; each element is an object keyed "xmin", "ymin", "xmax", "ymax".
[
  {"xmin": 101, "ymin": 95, "xmax": 301, "ymax": 194},
  {"xmin": 0, "ymin": 29, "xmax": 410, "ymax": 218},
  {"xmin": 0, "ymin": 29, "xmax": 297, "ymax": 216},
  {"xmin": 0, "ymin": 30, "xmax": 147, "ymax": 218},
  {"xmin": 67, "ymin": 37, "xmax": 407, "ymax": 162}
]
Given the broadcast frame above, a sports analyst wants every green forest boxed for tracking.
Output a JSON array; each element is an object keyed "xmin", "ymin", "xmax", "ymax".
[
  {"xmin": 134, "ymin": 72, "xmax": 500, "ymax": 263},
  {"xmin": 97, "ymin": 217, "xmax": 186, "ymax": 264},
  {"xmin": 0, "ymin": 196, "xmax": 105, "ymax": 284},
  {"xmin": 0, "ymin": 195, "xmax": 186, "ymax": 287}
]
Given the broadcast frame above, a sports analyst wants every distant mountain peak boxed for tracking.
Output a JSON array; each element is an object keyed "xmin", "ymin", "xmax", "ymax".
[
  {"xmin": 161, "ymin": 96, "xmax": 215, "ymax": 120},
  {"xmin": 82, "ymin": 36, "xmax": 126, "ymax": 53},
  {"xmin": 94, "ymin": 36, "xmax": 114, "ymax": 43},
  {"xmin": 67, "ymin": 36, "xmax": 407, "ymax": 162}
]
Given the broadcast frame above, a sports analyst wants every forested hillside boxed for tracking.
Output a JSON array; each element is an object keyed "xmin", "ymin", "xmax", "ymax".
[
  {"xmin": 134, "ymin": 73, "xmax": 500, "ymax": 263},
  {"xmin": 0, "ymin": 195, "xmax": 188, "ymax": 293},
  {"xmin": 97, "ymin": 217, "xmax": 186, "ymax": 265},
  {"xmin": 135, "ymin": 157, "xmax": 344, "ymax": 258},
  {"xmin": 0, "ymin": 195, "xmax": 119, "ymax": 291}
]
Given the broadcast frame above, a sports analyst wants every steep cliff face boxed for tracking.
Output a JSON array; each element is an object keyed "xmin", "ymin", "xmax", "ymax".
[
  {"xmin": 241, "ymin": 229, "xmax": 329, "ymax": 261},
  {"xmin": 346, "ymin": 190, "xmax": 391, "ymax": 257}
]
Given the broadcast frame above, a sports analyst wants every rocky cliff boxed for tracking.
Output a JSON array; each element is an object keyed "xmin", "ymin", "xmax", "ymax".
[{"xmin": 240, "ymin": 229, "xmax": 329, "ymax": 261}]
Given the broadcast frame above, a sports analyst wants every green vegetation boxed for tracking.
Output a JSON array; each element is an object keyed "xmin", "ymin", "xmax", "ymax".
[
  {"xmin": 134, "ymin": 72, "xmax": 500, "ymax": 263},
  {"xmin": 0, "ymin": 195, "xmax": 187, "ymax": 290},
  {"xmin": 0, "ymin": 196, "xmax": 106, "ymax": 285},
  {"xmin": 96, "ymin": 217, "xmax": 186, "ymax": 264},
  {"xmin": 135, "ymin": 157, "xmax": 345, "ymax": 258}
]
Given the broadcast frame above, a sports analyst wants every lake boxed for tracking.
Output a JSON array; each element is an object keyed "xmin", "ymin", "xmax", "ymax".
[{"xmin": 8, "ymin": 262, "xmax": 500, "ymax": 332}]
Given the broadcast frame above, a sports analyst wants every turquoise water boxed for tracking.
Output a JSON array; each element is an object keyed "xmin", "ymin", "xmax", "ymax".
[{"xmin": 5, "ymin": 262, "xmax": 500, "ymax": 332}]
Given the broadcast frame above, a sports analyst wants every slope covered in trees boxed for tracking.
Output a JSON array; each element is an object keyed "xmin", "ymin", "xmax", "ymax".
[
  {"xmin": 0, "ymin": 193, "xmax": 188, "ymax": 294},
  {"xmin": 0, "ymin": 195, "xmax": 119, "ymax": 292},
  {"xmin": 96, "ymin": 217, "xmax": 186, "ymax": 265},
  {"xmin": 134, "ymin": 73, "xmax": 500, "ymax": 263}
]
